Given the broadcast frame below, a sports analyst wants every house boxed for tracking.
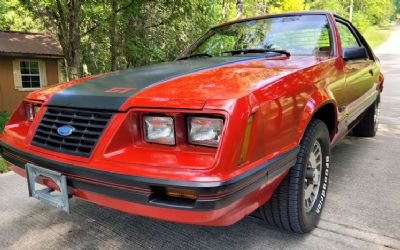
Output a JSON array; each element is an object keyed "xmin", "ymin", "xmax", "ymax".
[{"xmin": 0, "ymin": 30, "xmax": 64, "ymax": 113}]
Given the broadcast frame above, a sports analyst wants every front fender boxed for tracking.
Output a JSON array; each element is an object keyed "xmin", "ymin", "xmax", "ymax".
[{"xmin": 295, "ymin": 89, "xmax": 338, "ymax": 143}]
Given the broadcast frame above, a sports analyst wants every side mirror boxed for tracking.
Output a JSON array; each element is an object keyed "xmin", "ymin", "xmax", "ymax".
[{"xmin": 342, "ymin": 47, "xmax": 368, "ymax": 61}]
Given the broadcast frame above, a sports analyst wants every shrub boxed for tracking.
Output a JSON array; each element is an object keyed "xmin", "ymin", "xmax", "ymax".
[{"xmin": 0, "ymin": 112, "xmax": 9, "ymax": 133}]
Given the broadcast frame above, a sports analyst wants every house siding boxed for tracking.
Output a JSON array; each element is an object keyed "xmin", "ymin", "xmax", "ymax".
[{"xmin": 0, "ymin": 56, "xmax": 60, "ymax": 114}]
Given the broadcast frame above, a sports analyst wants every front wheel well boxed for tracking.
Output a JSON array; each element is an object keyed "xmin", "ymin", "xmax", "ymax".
[{"xmin": 312, "ymin": 103, "xmax": 337, "ymax": 140}]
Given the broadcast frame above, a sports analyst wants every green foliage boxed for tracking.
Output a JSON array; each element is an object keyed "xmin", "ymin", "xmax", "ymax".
[
  {"xmin": 0, "ymin": 112, "xmax": 9, "ymax": 133},
  {"xmin": 309, "ymin": 0, "xmax": 348, "ymax": 17},
  {"xmin": 0, "ymin": 0, "xmax": 43, "ymax": 31},
  {"xmin": 0, "ymin": 158, "xmax": 7, "ymax": 173},
  {"xmin": 269, "ymin": 0, "xmax": 308, "ymax": 13},
  {"xmin": 309, "ymin": 0, "xmax": 396, "ymax": 30},
  {"xmin": 117, "ymin": 0, "xmax": 216, "ymax": 68},
  {"xmin": 351, "ymin": 12, "xmax": 371, "ymax": 33},
  {"xmin": 396, "ymin": 0, "xmax": 400, "ymax": 15},
  {"xmin": 78, "ymin": 0, "xmax": 221, "ymax": 72},
  {"xmin": 0, "ymin": 0, "xmax": 397, "ymax": 77},
  {"xmin": 0, "ymin": 112, "xmax": 10, "ymax": 173},
  {"xmin": 363, "ymin": 25, "xmax": 394, "ymax": 48},
  {"xmin": 363, "ymin": 0, "xmax": 395, "ymax": 26}
]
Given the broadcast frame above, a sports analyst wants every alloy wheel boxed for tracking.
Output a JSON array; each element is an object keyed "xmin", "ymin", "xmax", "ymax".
[{"xmin": 304, "ymin": 140, "xmax": 322, "ymax": 213}]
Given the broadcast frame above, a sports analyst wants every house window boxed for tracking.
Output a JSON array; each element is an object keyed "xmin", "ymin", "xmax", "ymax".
[
  {"xmin": 12, "ymin": 59, "xmax": 47, "ymax": 91},
  {"xmin": 20, "ymin": 61, "xmax": 41, "ymax": 88}
]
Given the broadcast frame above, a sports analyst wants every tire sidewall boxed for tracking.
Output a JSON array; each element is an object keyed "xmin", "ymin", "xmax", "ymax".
[
  {"xmin": 299, "ymin": 122, "xmax": 330, "ymax": 232},
  {"xmin": 373, "ymin": 99, "xmax": 380, "ymax": 134}
]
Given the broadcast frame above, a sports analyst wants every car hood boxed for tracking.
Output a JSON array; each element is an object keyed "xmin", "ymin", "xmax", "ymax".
[{"xmin": 31, "ymin": 56, "xmax": 326, "ymax": 111}]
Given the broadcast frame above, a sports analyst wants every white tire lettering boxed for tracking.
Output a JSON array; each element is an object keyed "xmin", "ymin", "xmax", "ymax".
[{"xmin": 315, "ymin": 154, "xmax": 329, "ymax": 214}]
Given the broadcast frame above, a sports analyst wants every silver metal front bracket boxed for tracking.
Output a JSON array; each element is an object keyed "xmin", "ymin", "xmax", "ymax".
[{"xmin": 26, "ymin": 163, "xmax": 70, "ymax": 213}]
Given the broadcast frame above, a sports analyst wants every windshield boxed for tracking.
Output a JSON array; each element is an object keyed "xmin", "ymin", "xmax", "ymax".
[{"xmin": 183, "ymin": 15, "xmax": 333, "ymax": 57}]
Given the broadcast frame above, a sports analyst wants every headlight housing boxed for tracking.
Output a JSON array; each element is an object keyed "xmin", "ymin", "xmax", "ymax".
[
  {"xmin": 188, "ymin": 117, "xmax": 223, "ymax": 147},
  {"xmin": 143, "ymin": 116, "xmax": 175, "ymax": 145},
  {"xmin": 26, "ymin": 102, "xmax": 41, "ymax": 122}
]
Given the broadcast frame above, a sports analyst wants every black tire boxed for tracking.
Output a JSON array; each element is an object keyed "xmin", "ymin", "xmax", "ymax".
[
  {"xmin": 258, "ymin": 119, "xmax": 331, "ymax": 233},
  {"xmin": 352, "ymin": 96, "xmax": 380, "ymax": 137}
]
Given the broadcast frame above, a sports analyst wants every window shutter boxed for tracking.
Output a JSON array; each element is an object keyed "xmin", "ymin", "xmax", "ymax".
[
  {"xmin": 39, "ymin": 60, "xmax": 48, "ymax": 87},
  {"xmin": 57, "ymin": 59, "xmax": 65, "ymax": 83},
  {"xmin": 12, "ymin": 60, "xmax": 22, "ymax": 89}
]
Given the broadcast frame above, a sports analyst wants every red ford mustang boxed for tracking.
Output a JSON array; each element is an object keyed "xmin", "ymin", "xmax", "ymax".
[{"xmin": 0, "ymin": 11, "xmax": 383, "ymax": 233}]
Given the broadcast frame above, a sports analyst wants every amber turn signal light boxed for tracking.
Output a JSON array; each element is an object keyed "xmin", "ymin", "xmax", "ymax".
[
  {"xmin": 239, "ymin": 114, "xmax": 254, "ymax": 164},
  {"xmin": 165, "ymin": 187, "xmax": 198, "ymax": 200}
]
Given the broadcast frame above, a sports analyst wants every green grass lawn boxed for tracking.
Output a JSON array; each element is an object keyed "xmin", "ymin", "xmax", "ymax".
[
  {"xmin": 363, "ymin": 25, "xmax": 395, "ymax": 49},
  {"xmin": 0, "ymin": 112, "xmax": 10, "ymax": 173}
]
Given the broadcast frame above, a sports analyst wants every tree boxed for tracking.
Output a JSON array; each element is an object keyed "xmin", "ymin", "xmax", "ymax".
[
  {"xmin": 236, "ymin": 0, "xmax": 244, "ymax": 18},
  {"xmin": 110, "ymin": 0, "xmax": 118, "ymax": 71},
  {"xmin": 4, "ymin": 0, "xmax": 395, "ymax": 79},
  {"xmin": 20, "ymin": 0, "xmax": 83, "ymax": 79},
  {"xmin": 222, "ymin": 0, "xmax": 228, "ymax": 20},
  {"xmin": 117, "ymin": 0, "xmax": 216, "ymax": 68},
  {"xmin": 60, "ymin": 0, "xmax": 83, "ymax": 79},
  {"xmin": 396, "ymin": 0, "xmax": 400, "ymax": 14},
  {"xmin": 0, "ymin": 0, "xmax": 43, "ymax": 31},
  {"xmin": 309, "ymin": 0, "xmax": 347, "ymax": 17},
  {"xmin": 363, "ymin": 0, "xmax": 395, "ymax": 25},
  {"xmin": 269, "ymin": 0, "xmax": 306, "ymax": 13}
]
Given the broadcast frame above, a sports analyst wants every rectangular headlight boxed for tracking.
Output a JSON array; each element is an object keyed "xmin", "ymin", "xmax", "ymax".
[
  {"xmin": 143, "ymin": 116, "xmax": 175, "ymax": 145},
  {"xmin": 188, "ymin": 117, "xmax": 223, "ymax": 147}
]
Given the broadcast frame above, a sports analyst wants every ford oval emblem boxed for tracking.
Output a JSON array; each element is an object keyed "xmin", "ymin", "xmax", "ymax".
[{"xmin": 57, "ymin": 125, "xmax": 75, "ymax": 137}]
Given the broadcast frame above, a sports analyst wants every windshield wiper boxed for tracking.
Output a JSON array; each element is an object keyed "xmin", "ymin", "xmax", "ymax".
[
  {"xmin": 222, "ymin": 48, "xmax": 290, "ymax": 57},
  {"xmin": 177, "ymin": 53, "xmax": 213, "ymax": 60}
]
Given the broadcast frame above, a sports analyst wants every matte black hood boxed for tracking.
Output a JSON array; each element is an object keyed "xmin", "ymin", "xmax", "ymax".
[{"xmin": 47, "ymin": 57, "xmax": 258, "ymax": 111}]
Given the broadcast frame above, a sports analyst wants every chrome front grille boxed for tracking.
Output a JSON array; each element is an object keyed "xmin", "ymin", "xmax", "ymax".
[{"xmin": 32, "ymin": 107, "xmax": 114, "ymax": 157}]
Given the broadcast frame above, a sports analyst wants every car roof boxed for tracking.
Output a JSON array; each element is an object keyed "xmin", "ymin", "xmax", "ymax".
[{"xmin": 213, "ymin": 10, "xmax": 340, "ymax": 29}]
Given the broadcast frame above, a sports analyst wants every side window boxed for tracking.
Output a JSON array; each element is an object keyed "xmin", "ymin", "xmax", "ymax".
[{"xmin": 336, "ymin": 22, "xmax": 360, "ymax": 48}]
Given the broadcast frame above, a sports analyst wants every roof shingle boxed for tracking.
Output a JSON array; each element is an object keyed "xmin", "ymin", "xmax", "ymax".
[{"xmin": 0, "ymin": 30, "xmax": 63, "ymax": 58}]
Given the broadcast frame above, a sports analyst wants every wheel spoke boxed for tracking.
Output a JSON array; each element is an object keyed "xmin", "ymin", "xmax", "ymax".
[{"xmin": 304, "ymin": 140, "xmax": 323, "ymax": 212}]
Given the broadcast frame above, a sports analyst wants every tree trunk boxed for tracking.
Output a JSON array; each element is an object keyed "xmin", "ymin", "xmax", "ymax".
[
  {"xmin": 69, "ymin": 0, "xmax": 82, "ymax": 79},
  {"xmin": 56, "ymin": 0, "xmax": 82, "ymax": 80},
  {"xmin": 110, "ymin": 0, "xmax": 118, "ymax": 71},
  {"xmin": 263, "ymin": 0, "xmax": 269, "ymax": 14},
  {"xmin": 222, "ymin": 0, "xmax": 228, "ymax": 20},
  {"xmin": 236, "ymin": 0, "xmax": 243, "ymax": 19},
  {"xmin": 256, "ymin": 0, "xmax": 267, "ymax": 15}
]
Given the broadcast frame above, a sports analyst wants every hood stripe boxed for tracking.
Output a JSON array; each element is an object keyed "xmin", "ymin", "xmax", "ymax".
[{"xmin": 47, "ymin": 56, "xmax": 263, "ymax": 111}]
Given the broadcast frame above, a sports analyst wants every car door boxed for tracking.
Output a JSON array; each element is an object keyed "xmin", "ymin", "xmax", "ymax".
[{"xmin": 336, "ymin": 20, "xmax": 376, "ymax": 106}]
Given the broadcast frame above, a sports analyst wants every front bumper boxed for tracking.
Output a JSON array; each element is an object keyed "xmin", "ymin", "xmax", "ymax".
[{"xmin": 0, "ymin": 141, "xmax": 298, "ymax": 225}]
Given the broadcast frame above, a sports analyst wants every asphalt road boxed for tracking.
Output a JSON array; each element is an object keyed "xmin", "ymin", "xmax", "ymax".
[{"xmin": 1, "ymin": 30, "xmax": 400, "ymax": 250}]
